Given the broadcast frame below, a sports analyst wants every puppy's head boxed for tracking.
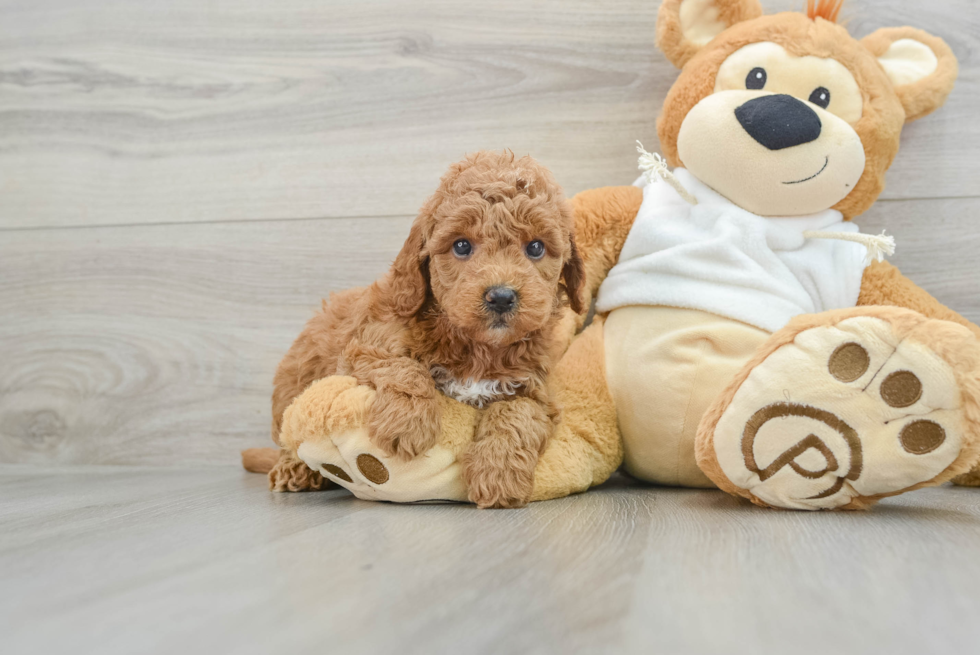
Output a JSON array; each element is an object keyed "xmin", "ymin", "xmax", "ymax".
[{"xmin": 386, "ymin": 150, "xmax": 584, "ymax": 345}]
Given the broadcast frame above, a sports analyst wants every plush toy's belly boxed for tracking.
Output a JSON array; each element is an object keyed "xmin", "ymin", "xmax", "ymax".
[{"xmin": 604, "ymin": 305, "xmax": 770, "ymax": 487}]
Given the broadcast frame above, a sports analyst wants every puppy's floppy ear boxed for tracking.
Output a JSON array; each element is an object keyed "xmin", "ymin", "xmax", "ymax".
[
  {"xmin": 861, "ymin": 27, "xmax": 958, "ymax": 123},
  {"xmin": 657, "ymin": 0, "xmax": 763, "ymax": 69},
  {"xmin": 561, "ymin": 234, "xmax": 586, "ymax": 315},
  {"xmin": 385, "ymin": 208, "xmax": 431, "ymax": 319}
]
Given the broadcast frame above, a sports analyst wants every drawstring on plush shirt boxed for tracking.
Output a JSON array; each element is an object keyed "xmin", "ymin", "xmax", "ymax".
[
  {"xmin": 800, "ymin": 230, "xmax": 895, "ymax": 264},
  {"xmin": 636, "ymin": 142, "xmax": 896, "ymax": 264},
  {"xmin": 637, "ymin": 142, "xmax": 699, "ymax": 205}
]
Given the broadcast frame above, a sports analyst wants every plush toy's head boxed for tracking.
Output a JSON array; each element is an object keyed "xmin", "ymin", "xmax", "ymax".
[{"xmin": 655, "ymin": 0, "xmax": 958, "ymax": 218}]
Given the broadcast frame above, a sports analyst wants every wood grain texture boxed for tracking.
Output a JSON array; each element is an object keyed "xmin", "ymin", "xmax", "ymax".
[
  {"xmin": 0, "ymin": 216, "xmax": 412, "ymax": 465},
  {"xmin": 2, "ymin": 198, "xmax": 976, "ymax": 467},
  {"xmin": 1, "ymin": 0, "xmax": 978, "ymax": 229},
  {"xmin": 2, "ymin": 466, "xmax": 980, "ymax": 654},
  {"xmin": 858, "ymin": 198, "xmax": 980, "ymax": 323},
  {"xmin": 0, "ymin": 0, "xmax": 978, "ymax": 467}
]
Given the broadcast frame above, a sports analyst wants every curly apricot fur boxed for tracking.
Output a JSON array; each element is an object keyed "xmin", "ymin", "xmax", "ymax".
[{"xmin": 269, "ymin": 151, "xmax": 583, "ymax": 498}]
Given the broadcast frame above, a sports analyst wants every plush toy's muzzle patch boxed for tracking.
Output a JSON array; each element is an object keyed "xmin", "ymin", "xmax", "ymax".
[{"xmin": 676, "ymin": 89, "xmax": 866, "ymax": 216}]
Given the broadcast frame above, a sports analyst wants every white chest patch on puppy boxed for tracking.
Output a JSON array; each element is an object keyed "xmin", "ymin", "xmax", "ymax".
[{"xmin": 430, "ymin": 367, "xmax": 524, "ymax": 408}]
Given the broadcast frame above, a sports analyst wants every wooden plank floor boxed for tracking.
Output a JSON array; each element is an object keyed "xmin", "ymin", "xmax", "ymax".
[{"xmin": 3, "ymin": 465, "xmax": 980, "ymax": 655}]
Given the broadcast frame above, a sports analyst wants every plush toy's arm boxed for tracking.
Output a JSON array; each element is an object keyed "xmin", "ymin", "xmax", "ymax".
[
  {"xmin": 570, "ymin": 186, "xmax": 644, "ymax": 312},
  {"xmin": 531, "ymin": 317, "xmax": 623, "ymax": 501},
  {"xmin": 257, "ymin": 319, "xmax": 623, "ymax": 504},
  {"xmin": 857, "ymin": 261, "xmax": 980, "ymax": 340}
]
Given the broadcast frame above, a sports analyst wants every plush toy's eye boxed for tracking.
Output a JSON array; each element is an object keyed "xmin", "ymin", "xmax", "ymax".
[
  {"xmin": 452, "ymin": 239, "xmax": 472, "ymax": 258},
  {"xmin": 525, "ymin": 240, "xmax": 545, "ymax": 260},
  {"xmin": 746, "ymin": 67, "xmax": 767, "ymax": 90},
  {"xmin": 809, "ymin": 87, "xmax": 831, "ymax": 109}
]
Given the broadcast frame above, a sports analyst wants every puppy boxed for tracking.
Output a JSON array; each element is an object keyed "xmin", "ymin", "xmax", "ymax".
[{"xmin": 270, "ymin": 150, "xmax": 585, "ymax": 508}]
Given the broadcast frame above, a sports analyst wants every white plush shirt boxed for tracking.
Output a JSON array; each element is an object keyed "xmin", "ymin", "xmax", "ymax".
[{"xmin": 595, "ymin": 169, "xmax": 869, "ymax": 333}]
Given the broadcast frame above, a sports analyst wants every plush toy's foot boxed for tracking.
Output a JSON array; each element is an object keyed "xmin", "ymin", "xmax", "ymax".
[
  {"xmin": 279, "ymin": 376, "xmax": 474, "ymax": 503},
  {"xmin": 270, "ymin": 319, "xmax": 622, "ymax": 505},
  {"xmin": 697, "ymin": 308, "xmax": 980, "ymax": 510}
]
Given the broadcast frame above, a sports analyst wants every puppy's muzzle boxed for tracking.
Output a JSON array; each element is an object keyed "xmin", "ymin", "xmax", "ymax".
[{"xmin": 484, "ymin": 286, "xmax": 519, "ymax": 315}]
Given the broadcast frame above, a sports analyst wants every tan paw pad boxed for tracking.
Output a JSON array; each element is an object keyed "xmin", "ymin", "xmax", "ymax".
[
  {"xmin": 321, "ymin": 463, "xmax": 352, "ymax": 483},
  {"xmin": 711, "ymin": 317, "xmax": 968, "ymax": 510},
  {"xmin": 355, "ymin": 454, "xmax": 389, "ymax": 485}
]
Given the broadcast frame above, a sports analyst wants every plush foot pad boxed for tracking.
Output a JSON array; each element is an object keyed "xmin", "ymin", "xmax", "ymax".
[
  {"xmin": 298, "ymin": 436, "xmax": 468, "ymax": 503},
  {"xmin": 697, "ymin": 308, "xmax": 980, "ymax": 510},
  {"xmin": 279, "ymin": 376, "xmax": 474, "ymax": 503}
]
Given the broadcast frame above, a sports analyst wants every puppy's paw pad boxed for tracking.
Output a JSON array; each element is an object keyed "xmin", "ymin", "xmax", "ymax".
[{"xmin": 708, "ymin": 315, "xmax": 973, "ymax": 510}]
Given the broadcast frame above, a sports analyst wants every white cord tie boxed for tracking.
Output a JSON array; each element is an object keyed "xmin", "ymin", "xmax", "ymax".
[
  {"xmin": 636, "ymin": 141, "xmax": 698, "ymax": 206},
  {"xmin": 635, "ymin": 142, "xmax": 896, "ymax": 264},
  {"xmin": 802, "ymin": 230, "xmax": 896, "ymax": 264}
]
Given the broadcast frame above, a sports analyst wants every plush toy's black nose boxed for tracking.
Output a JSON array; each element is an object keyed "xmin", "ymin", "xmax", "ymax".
[
  {"xmin": 484, "ymin": 286, "xmax": 518, "ymax": 314},
  {"xmin": 735, "ymin": 94, "xmax": 822, "ymax": 151}
]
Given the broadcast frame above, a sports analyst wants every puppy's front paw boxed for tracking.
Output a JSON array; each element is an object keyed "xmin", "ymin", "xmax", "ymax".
[
  {"xmin": 461, "ymin": 439, "xmax": 537, "ymax": 509},
  {"xmin": 368, "ymin": 388, "xmax": 440, "ymax": 460}
]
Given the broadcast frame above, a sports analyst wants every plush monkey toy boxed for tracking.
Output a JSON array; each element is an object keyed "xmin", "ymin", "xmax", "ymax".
[{"xmin": 249, "ymin": 0, "xmax": 980, "ymax": 510}]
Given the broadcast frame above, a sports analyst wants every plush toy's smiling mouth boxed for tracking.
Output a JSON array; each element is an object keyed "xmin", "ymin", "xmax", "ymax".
[{"xmin": 783, "ymin": 156, "xmax": 829, "ymax": 185}]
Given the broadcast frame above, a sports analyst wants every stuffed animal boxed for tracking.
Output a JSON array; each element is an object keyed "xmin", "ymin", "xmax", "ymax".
[{"xmin": 258, "ymin": 0, "xmax": 980, "ymax": 510}]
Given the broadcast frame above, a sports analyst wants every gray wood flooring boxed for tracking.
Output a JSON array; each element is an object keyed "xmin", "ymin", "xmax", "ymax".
[
  {"xmin": 2, "ymin": 465, "xmax": 980, "ymax": 655},
  {"xmin": 2, "ymin": 1, "xmax": 980, "ymax": 652}
]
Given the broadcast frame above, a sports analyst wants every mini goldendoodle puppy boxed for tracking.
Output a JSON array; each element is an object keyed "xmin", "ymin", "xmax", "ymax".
[{"xmin": 266, "ymin": 150, "xmax": 584, "ymax": 508}]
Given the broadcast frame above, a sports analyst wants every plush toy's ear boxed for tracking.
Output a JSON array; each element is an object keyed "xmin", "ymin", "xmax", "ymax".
[
  {"xmin": 656, "ymin": 0, "xmax": 763, "ymax": 68},
  {"xmin": 861, "ymin": 27, "xmax": 959, "ymax": 122}
]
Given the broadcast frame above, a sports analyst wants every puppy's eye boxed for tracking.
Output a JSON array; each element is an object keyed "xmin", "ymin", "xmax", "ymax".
[
  {"xmin": 452, "ymin": 239, "xmax": 472, "ymax": 258},
  {"xmin": 746, "ymin": 67, "xmax": 767, "ymax": 90},
  {"xmin": 809, "ymin": 87, "xmax": 831, "ymax": 109},
  {"xmin": 525, "ymin": 240, "xmax": 545, "ymax": 260}
]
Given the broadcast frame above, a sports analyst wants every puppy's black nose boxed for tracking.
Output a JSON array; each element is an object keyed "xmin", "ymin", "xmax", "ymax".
[
  {"xmin": 484, "ymin": 286, "xmax": 518, "ymax": 314},
  {"xmin": 735, "ymin": 94, "xmax": 822, "ymax": 151}
]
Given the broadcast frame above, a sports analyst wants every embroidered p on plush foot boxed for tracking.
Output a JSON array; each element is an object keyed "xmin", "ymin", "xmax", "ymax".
[{"xmin": 701, "ymin": 312, "xmax": 980, "ymax": 510}]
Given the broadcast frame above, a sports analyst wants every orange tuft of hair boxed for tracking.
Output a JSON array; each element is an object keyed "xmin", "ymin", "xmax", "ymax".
[{"xmin": 806, "ymin": 0, "xmax": 844, "ymax": 23}]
